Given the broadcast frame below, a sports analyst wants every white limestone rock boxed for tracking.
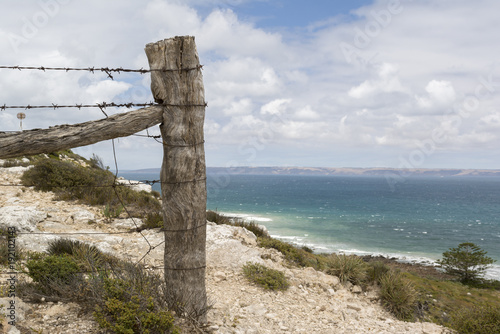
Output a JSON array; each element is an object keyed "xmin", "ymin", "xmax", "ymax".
[
  {"xmin": 113, "ymin": 218, "xmax": 142, "ymax": 230},
  {"xmin": 1, "ymin": 166, "xmax": 31, "ymax": 174},
  {"xmin": 71, "ymin": 210, "xmax": 95, "ymax": 224},
  {"xmin": 0, "ymin": 297, "xmax": 32, "ymax": 322},
  {"xmin": 116, "ymin": 177, "xmax": 152, "ymax": 193},
  {"xmin": 0, "ymin": 206, "xmax": 46, "ymax": 232},
  {"xmin": 206, "ymin": 222, "xmax": 264, "ymax": 270}
]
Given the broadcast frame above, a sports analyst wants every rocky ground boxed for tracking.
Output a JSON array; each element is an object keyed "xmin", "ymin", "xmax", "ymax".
[{"xmin": 0, "ymin": 166, "xmax": 449, "ymax": 333}]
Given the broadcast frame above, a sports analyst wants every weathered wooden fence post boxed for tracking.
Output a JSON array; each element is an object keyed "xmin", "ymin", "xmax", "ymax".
[{"xmin": 145, "ymin": 36, "xmax": 207, "ymax": 322}]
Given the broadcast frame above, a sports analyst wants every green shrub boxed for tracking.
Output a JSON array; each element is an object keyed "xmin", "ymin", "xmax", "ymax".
[
  {"xmin": 437, "ymin": 242, "xmax": 496, "ymax": 283},
  {"xmin": 0, "ymin": 227, "xmax": 17, "ymax": 266},
  {"xmin": 93, "ymin": 277, "xmax": 178, "ymax": 334},
  {"xmin": 206, "ymin": 210, "xmax": 231, "ymax": 225},
  {"xmin": 140, "ymin": 211, "xmax": 164, "ymax": 230},
  {"xmin": 450, "ymin": 305, "xmax": 500, "ymax": 334},
  {"xmin": 301, "ymin": 246, "xmax": 314, "ymax": 253},
  {"xmin": 21, "ymin": 157, "xmax": 162, "ymax": 225},
  {"xmin": 324, "ymin": 254, "xmax": 367, "ymax": 285},
  {"xmin": 258, "ymin": 237, "xmax": 304, "ymax": 266},
  {"xmin": 231, "ymin": 220, "xmax": 268, "ymax": 238},
  {"xmin": 207, "ymin": 211, "xmax": 268, "ymax": 238},
  {"xmin": 103, "ymin": 204, "xmax": 124, "ymax": 219},
  {"xmin": 21, "ymin": 158, "xmax": 113, "ymax": 203},
  {"xmin": 89, "ymin": 153, "xmax": 107, "ymax": 170},
  {"xmin": 378, "ymin": 271, "xmax": 417, "ymax": 321},
  {"xmin": 46, "ymin": 238, "xmax": 110, "ymax": 271},
  {"xmin": 242, "ymin": 262, "xmax": 289, "ymax": 291},
  {"xmin": 26, "ymin": 254, "xmax": 80, "ymax": 285},
  {"xmin": 21, "ymin": 245, "xmax": 180, "ymax": 333},
  {"xmin": 366, "ymin": 261, "xmax": 390, "ymax": 284}
]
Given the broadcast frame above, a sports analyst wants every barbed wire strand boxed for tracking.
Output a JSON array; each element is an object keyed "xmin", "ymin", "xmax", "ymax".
[
  {"xmin": 0, "ymin": 102, "xmax": 155, "ymax": 111},
  {"xmin": 18, "ymin": 231, "xmax": 136, "ymax": 235},
  {"xmin": 0, "ymin": 65, "xmax": 203, "ymax": 80},
  {"xmin": 0, "ymin": 101, "xmax": 207, "ymax": 111}
]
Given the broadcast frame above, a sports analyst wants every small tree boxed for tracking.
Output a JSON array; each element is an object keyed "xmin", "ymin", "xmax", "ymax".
[{"xmin": 437, "ymin": 242, "xmax": 496, "ymax": 283}]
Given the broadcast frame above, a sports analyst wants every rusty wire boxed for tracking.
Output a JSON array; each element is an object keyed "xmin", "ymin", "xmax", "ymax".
[
  {"xmin": 0, "ymin": 101, "xmax": 207, "ymax": 111},
  {"xmin": 0, "ymin": 102, "xmax": 156, "ymax": 111},
  {"xmin": 0, "ymin": 65, "xmax": 203, "ymax": 80}
]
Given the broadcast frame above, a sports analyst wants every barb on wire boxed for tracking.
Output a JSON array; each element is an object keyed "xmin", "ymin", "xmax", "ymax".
[
  {"xmin": 0, "ymin": 65, "xmax": 204, "ymax": 80},
  {"xmin": 133, "ymin": 133, "xmax": 162, "ymax": 139}
]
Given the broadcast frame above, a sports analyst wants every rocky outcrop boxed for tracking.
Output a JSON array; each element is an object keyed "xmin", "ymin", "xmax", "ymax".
[
  {"xmin": 0, "ymin": 206, "xmax": 46, "ymax": 232},
  {"xmin": 0, "ymin": 168, "xmax": 448, "ymax": 333},
  {"xmin": 116, "ymin": 177, "xmax": 153, "ymax": 193}
]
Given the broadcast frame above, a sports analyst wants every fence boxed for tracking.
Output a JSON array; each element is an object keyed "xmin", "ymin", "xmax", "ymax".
[{"xmin": 0, "ymin": 36, "xmax": 208, "ymax": 322}]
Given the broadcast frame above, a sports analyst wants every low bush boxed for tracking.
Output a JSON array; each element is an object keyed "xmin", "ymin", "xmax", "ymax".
[
  {"xmin": 20, "ymin": 239, "xmax": 180, "ymax": 333},
  {"xmin": 206, "ymin": 210, "xmax": 268, "ymax": 238},
  {"xmin": 231, "ymin": 220, "xmax": 268, "ymax": 238},
  {"xmin": 21, "ymin": 157, "xmax": 162, "ymax": 224},
  {"xmin": 257, "ymin": 237, "xmax": 320, "ymax": 268},
  {"xmin": 301, "ymin": 246, "xmax": 314, "ymax": 253},
  {"xmin": 206, "ymin": 210, "xmax": 231, "ymax": 225},
  {"xmin": 0, "ymin": 227, "xmax": 16, "ymax": 266},
  {"xmin": 26, "ymin": 255, "xmax": 80, "ymax": 290},
  {"xmin": 366, "ymin": 261, "xmax": 390, "ymax": 284},
  {"xmin": 378, "ymin": 271, "xmax": 417, "ymax": 321},
  {"xmin": 450, "ymin": 305, "xmax": 500, "ymax": 334},
  {"xmin": 103, "ymin": 204, "xmax": 124, "ymax": 219},
  {"xmin": 140, "ymin": 211, "xmax": 164, "ymax": 230},
  {"xmin": 93, "ymin": 276, "xmax": 179, "ymax": 334},
  {"xmin": 242, "ymin": 262, "xmax": 289, "ymax": 291},
  {"xmin": 46, "ymin": 238, "xmax": 112, "ymax": 271},
  {"xmin": 324, "ymin": 254, "xmax": 367, "ymax": 285}
]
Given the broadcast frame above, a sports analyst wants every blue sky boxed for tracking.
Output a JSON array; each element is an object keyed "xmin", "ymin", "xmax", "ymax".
[
  {"xmin": 215, "ymin": 0, "xmax": 372, "ymax": 28},
  {"xmin": 1, "ymin": 0, "xmax": 500, "ymax": 170}
]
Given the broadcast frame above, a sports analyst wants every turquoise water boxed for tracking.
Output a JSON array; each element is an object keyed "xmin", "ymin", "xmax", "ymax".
[{"xmin": 119, "ymin": 172, "xmax": 500, "ymax": 279}]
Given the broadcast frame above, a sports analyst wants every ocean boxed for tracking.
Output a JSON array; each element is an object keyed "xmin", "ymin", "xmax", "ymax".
[{"xmin": 118, "ymin": 171, "xmax": 500, "ymax": 280}]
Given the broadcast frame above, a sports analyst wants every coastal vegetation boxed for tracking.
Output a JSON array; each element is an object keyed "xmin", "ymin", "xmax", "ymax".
[
  {"xmin": 18, "ymin": 238, "xmax": 179, "ymax": 333},
  {"xmin": 19, "ymin": 151, "xmax": 163, "ymax": 229},
  {"xmin": 242, "ymin": 262, "xmax": 289, "ymax": 291},
  {"xmin": 437, "ymin": 242, "xmax": 496, "ymax": 283},
  {"xmin": 325, "ymin": 253, "xmax": 367, "ymax": 285},
  {"xmin": 207, "ymin": 211, "xmax": 500, "ymax": 331}
]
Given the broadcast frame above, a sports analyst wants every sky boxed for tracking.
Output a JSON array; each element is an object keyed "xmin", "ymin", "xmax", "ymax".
[{"xmin": 1, "ymin": 0, "xmax": 500, "ymax": 170}]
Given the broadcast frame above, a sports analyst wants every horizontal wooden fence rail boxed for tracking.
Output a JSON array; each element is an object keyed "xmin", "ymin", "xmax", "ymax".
[{"xmin": 0, "ymin": 106, "xmax": 163, "ymax": 159}]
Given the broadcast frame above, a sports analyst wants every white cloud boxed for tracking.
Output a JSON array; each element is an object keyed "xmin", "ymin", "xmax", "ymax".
[
  {"xmin": 294, "ymin": 106, "xmax": 320, "ymax": 120},
  {"xmin": 260, "ymin": 99, "xmax": 290, "ymax": 115},
  {"xmin": 416, "ymin": 80, "xmax": 457, "ymax": 109},
  {"xmin": 222, "ymin": 98, "xmax": 253, "ymax": 116},
  {"xmin": 85, "ymin": 81, "xmax": 132, "ymax": 104},
  {"xmin": 348, "ymin": 63, "xmax": 406, "ymax": 99},
  {"xmin": 1, "ymin": 0, "xmax": 500, "ymax": 169}
]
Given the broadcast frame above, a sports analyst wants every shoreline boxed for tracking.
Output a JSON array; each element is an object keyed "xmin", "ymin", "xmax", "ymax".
[{"xmin": 217, "ymin": 211, "xmax": 500, "ymax": 281}]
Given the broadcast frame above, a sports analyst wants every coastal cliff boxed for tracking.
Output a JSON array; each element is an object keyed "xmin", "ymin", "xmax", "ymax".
[{"xmin": 0, "ymin": 166, "xmax": 447, "ymax": 333}]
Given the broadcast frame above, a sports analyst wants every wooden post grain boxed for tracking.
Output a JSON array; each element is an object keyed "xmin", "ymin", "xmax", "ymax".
[{"xmin": 145, "ymin": 36, "xmax": 207, "ymax": 322}]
